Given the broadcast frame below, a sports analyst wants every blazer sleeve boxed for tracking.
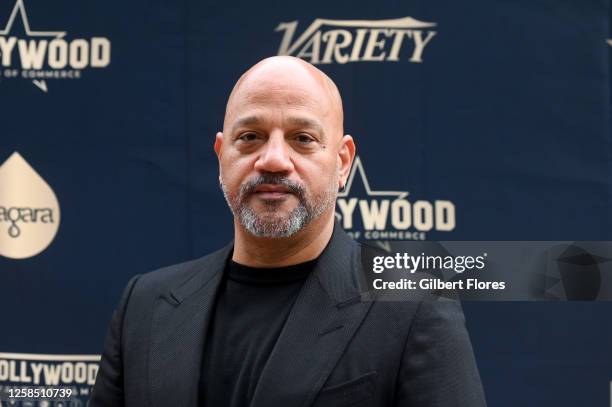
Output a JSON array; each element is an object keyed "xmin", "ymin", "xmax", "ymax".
[
  {"xmin": 89, "ymin": 274, "xmax": 142, "ymax": 407},
  {"xmin": 395, "ymin": 299, "xmax": 487, "ymax": 406}
]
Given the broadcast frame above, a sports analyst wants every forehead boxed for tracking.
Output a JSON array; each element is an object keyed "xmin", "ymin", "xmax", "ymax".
[{"xmin": 225, "ymin": 69, "xmax": 335, "ymax": 127}]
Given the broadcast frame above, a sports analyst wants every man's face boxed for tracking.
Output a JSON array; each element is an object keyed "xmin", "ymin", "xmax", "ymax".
[{"xmin": 215, "ymin": 62, "xmax": 348, "ymax": 238}]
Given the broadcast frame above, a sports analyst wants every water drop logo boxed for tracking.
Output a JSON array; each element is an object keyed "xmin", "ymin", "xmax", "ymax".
[{"xmin": 0, "ymin": 152, "xmax": 60, "ymax": 259}]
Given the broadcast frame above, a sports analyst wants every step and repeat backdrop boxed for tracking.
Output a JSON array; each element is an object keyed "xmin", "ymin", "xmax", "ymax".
[{"xmin": 1, "ymin": 0, "xmax": 611, "ymax": 405}]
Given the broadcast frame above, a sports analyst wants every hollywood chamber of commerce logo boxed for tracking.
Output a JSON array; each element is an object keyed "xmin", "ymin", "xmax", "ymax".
[
  {"xmin": 0, "ymin": 0, "xmax": 111, "ymax": 92},
  {"xmin": 0, "ymin": 352, "xmax": 100, "ymax": 402},
  {"xmin": 335, "ymin": 156, "xmax": 455, "ymax": 241},
  {"xmin": 0, "ymin": 152, "xmax": 60, "ymax": 259},
  {"xmin": 275, "ymin": 16, "xmax": 437, "ymax": 64}
]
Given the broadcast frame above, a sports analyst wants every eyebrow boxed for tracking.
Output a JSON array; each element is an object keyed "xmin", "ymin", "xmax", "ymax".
[
  {"xmin": 231, "ymin": 115, "xmax": 325, "ymax": 138},
  {"xmin": 287, "ymin": 117, "xmax": 324, "ymax": 135},
  {"xmin": 232, "ymin": 115, "xmax": 261, "ymax": 131}
]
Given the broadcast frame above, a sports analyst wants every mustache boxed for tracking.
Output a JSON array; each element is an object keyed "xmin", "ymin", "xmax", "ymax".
[{"xmin": 239, "ymin": 173, "xmax": 306, "ymax": 200}]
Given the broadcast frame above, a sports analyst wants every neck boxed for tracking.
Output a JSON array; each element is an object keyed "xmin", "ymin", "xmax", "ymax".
[{"xmin": 232, "ymin": 211, "xmax": 335, "ymax": 267}]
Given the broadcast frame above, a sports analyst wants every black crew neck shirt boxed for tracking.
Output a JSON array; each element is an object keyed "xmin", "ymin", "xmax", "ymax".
[{"xmin": 199, "ymin": 257, "xmax": 317, "ymax": 407}]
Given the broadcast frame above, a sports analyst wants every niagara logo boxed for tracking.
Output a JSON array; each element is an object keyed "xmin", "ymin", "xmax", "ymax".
[
  {"xmin": 0, "ymin": 0, "xmax": 111, "ymax": 92},
  {"xmin": 335, "ymin": 156, "xmax": 455, "ymax": 241},
  {"xmin": 275, "ymin": 16, "xmax": 437, "ymax": 64},
  {"xmin": 0, "ymin": 152, "xmax": 60, "ymax": 259}
]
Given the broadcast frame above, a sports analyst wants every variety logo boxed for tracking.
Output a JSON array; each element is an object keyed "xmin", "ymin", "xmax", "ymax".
[
  {"xmin": 335, "ymin": 156, "xmax": 455, "ymax": 241},
  {"xmin": 0, "ymin": 0, "xmax": 111, "ymax": 92},
  {"xmin": 0, "ymin": 152, "xmax": 60, "ymax": 259},
  {"xmin": 275, "ymin": 16, "xmax": 437, "ymax": 64}
]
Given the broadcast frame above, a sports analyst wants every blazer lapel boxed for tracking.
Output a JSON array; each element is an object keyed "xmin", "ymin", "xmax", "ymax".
[
  {"xmin": 149, "ymin": 243, "xmax": 232, "ymax": 407},
  {"xmin": 250, "ymin": 224, "xmax": 373, "ymax": 407}
]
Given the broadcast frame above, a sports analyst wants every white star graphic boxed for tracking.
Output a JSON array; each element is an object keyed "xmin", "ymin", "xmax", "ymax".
[
  {"xmin": 0, "ymin": 0, "xmax": 66, "ymax": 92},
  {"xmin": 0, "ymin": 0, "xmax": 65, "ymax": 37},
  {"xmin": 338, "ymin": 156, "xmax": 409, "ymax": 199},
  {"xmin": 336, "ymin": 156, "xmax": 410, "ymax": 251}
]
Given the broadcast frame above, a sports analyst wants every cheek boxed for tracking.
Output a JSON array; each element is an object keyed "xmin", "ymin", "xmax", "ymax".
[
  {"xmin": 297, "ymin": 161, "xmax": 336, "ymax": 193},
  {"xmin": 221, "ymin": 155, "xmax": 255, "ymax": 187}
]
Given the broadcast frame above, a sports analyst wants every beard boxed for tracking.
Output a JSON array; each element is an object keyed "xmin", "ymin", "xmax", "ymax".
[{"xmin": 220, "ymin": 171, "xmax": 338, "ymax": 238}]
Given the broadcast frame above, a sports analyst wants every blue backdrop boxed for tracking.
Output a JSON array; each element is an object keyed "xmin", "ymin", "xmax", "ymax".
[{"xmin": 1, "ymin": 0, "xmax": 611, "ymax": 405}]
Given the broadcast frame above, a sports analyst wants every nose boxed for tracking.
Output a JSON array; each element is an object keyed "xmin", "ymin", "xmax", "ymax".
[{"xmin": 254, "ymin": 131, "xmax": 295, "ymax": 174}]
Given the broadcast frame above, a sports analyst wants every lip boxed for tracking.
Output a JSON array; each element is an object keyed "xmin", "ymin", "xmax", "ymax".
[
  {"xmin": 252, "ymin": 184, "xmax": 292, "ymax": 200},
  {"xmin": 254, "ymin": 191, "xmax": 290, "ymax": 200},
  {"xmin": 254, "ymin": 184, "xmax": 291, "ymax": 193}
]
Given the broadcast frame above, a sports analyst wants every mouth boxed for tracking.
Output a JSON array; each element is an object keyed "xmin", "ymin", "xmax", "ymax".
[{"xmin": 252, "ymin": 184, "xmax": 292, "ymax": 200}]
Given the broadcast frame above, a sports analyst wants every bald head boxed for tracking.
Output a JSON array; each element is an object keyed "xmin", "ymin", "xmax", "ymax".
[{"xmin": 223, "ymin": 56, "xmax": 344, "ymax": 139}]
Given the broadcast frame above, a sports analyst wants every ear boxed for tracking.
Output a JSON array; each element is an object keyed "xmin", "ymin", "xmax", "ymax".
[
  {"xmin": 214, "ymin": 132, "xmax": 224, "ymax": 159},
  {"xmin": 338, "ymin": 135, "xmax": 356, "ymax": 189}
]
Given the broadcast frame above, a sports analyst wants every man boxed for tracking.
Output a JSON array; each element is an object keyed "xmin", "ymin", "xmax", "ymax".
[{"xmin": 91, "ymin": 56, "xmax": 486, "ymax": 406}]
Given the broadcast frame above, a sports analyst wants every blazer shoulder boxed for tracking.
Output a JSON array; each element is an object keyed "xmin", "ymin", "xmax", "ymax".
[{"xmin": 130, "ymin": 243, "xmax": 231, "ymax": 301}]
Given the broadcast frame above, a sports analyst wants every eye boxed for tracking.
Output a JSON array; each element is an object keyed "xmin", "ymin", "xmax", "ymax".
[
  {"xmin": 295, "ymin": 134, "xmax": 315, "ymax": 144},
  {"xmin": 238, "ymin": 132, "xmax": 259, "ymax": 142}
]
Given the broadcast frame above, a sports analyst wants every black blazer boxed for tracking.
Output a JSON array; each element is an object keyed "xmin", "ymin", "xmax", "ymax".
[{"xmin": 91, "ymin": 223, "xmax": 487, "ymax": 407}]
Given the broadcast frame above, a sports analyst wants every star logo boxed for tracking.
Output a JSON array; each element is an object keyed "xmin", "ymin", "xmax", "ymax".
[
  {"xmin": 338, "ymin": 156, "xmax": 409, "ymax": 199},
  {"xmin": 0, "ymin": 0, "xmax": 65, "ymax": 92},
  {"xmin": 335, "ymin": 156, "xmax": 456, "ymax": 245},
  {"xmin": 0, "ymin": 0, "xmax": 65, "ymax": 37},
  {"xmin": 0, "ymin": 0, "xmax": 111, "ymax": 92},
  {"xmin": 336, "ymin": 156, "xmax": 411, "ymax": 249}
]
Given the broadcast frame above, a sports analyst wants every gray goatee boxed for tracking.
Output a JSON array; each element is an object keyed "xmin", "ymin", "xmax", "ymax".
[{"xmin": 220, "ymin": 172, "xmax": 338, "ymax": 238}]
